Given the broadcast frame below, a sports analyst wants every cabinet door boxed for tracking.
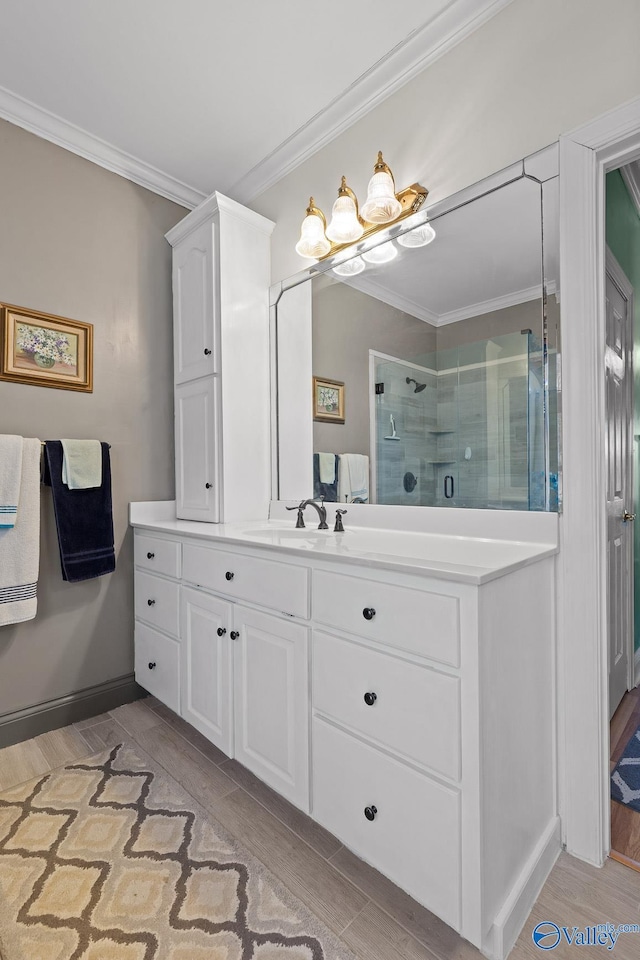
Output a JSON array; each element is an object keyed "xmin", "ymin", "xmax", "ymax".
[
  {"xmin": 173, "ymin": 220, "xmax": 217, "ymax": 383},
  {"xmin": 181, "ymin": 587, "xmax": 233, "ymax": 756},
  {"xmin": 175, "ymin": 377, "xmax": 220, "ymax": 522},
  {"xmin": 233, "ymin": 606, "xmax": 309, "ymax": 811}
]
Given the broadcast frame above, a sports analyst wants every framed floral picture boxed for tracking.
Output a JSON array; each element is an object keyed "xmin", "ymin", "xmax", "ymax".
[
  {"xmin": 0, "ymin": 303, "xmax": 93, "ymax": 392},
  {"xmin": 313, "ymin": 376, "xmax": 345, "ymax": 423}
]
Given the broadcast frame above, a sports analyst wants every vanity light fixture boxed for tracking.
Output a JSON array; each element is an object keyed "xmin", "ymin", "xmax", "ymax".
[
  {"xmin": 295, "ymin": 198, "xmax": 332, "ymax": 259},
  {"xmin": 332, "ymin": 256, "xmax": 366, "ymax": 277},
  {"xmin": 295, "ymin": 151, "xmax": 429, "ymax": 261},
  {"xmin": 396, "ymin": 222, "xmax": 436, "ymax": 248},
  {"xmin": 362, "ymin": 242, "xmax": 398, "ymax": 265}
]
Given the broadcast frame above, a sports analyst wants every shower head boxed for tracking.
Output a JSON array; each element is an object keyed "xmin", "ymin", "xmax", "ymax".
[{"xmin": 406, "ymin": 377, "xmax": 426, "ymax": 393}]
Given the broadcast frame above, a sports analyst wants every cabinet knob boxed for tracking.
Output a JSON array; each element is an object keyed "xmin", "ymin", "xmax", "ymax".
[
  {"xmin": 148, "ymin": 662, "xmax": 156, "ymax": 670},
  {"xmin": 230, "ymin": 630, "xmax": 240, "ymax": 640},
  {"xmin": 205, "ymin": 482, "xmax": 213, "ymax": 489},
  {"xmin": 217, "ymin": 627, "xmax": 227, "ymax": 637},
  {"xmin": 225, "ymin": 571, "xmax": 234, "ymax": 581},
  {"xmin": 147, "ymin": 599, "xmax": 156, "ymax": 606},
  {"xmin": 364, "ymin": 805, "xmax": 378, "ymax": 822},
  {"xmin": 362, "ymin": 607, "xmax": 376, "ymax": 621},
  {"xmin": 364, "ymin": 692, "xmax": 377, "ymax": 706},
  {"xmin": 146, "ymin": 551, "xmax": 155, "ymax": 559},
  {"xmin": 204, "ymin": 348, "xmax": 212, "ymax": 356}
]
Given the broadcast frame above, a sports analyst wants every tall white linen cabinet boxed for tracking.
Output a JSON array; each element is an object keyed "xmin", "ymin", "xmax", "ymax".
[{"xmin": 166, "ymin": 194, "xmax": 275, "ymax": 523}]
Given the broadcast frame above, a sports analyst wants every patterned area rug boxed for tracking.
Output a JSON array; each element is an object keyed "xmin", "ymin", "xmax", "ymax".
[
  {"xmin": 0, "ymin": 742, "xmax": 354, "ymax": 960},
  {"xmin": 611, "ymin": 724, "xmax": 640, "ymax": 812}
]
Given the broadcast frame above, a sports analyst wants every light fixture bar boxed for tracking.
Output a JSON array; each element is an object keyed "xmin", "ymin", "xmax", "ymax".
[{"xmin": 318, "ymin": 182, "xmax": 428, "ymax": 260}]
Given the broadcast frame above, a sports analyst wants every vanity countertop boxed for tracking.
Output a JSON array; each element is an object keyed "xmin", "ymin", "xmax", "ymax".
[{"xmin": 130, "ymin": 503, "xmax": 557, "ymax": 585}]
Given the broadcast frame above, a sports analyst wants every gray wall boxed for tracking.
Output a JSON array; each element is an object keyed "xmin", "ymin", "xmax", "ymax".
[
  {"xmin": 312, "ymin": 277, "xmax": 437, "ymax": 456},
  {"xmin": 0, "ymin": 120, "xmax": 186, "ymax": 718}
]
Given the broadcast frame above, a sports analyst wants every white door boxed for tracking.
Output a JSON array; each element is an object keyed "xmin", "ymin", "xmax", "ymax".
[
  {"xmin": 606, "ymin": 250, "xmax": 635, "ymax": 718},
  {"xmin": 175, "ymin": 376, "xmax": 220, "ymax": 522},
  {"xmin": 173, "ymin": 220, "xmax": 217, "ymax": 383},
  {"xmin": 233, "ymin": 605, "xmax": 309, "ymax": 811},
  {"xmin": 181, "ymin": 587, "xmax": 233, "ymax": 755}
]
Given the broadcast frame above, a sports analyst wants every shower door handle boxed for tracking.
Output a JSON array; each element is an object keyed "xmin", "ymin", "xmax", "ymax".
[{"xmin": 444, "ymin": 475, "xmax": 454, "ymax": 499}]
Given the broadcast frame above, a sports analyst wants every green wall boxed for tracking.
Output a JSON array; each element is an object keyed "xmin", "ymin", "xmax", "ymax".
[{"xmin": 606, "ymin": 169, "xmax": 640, "ymax": 650}]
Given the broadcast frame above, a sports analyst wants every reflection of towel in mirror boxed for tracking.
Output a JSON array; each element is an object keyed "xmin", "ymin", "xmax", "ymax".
[
  {"xmin": 313, "ymin": 454, "xmax": 338, "ymax": 502},
  {"xmin": 338, "ymin": 454, "xmax": 369, "ymax": 503},
  {"xmin": 318, "ymin": 452, "xmax": 336, "ymax": 484}
]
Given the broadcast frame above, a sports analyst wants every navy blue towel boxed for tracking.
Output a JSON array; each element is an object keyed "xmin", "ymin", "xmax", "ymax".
[
  {"xmin": 43, "ymin": 441, "xmax": 115, "ymax": 582},
  {"xmin": 313, "ymin": 453, "xmax": 338, "ymax": 502}
]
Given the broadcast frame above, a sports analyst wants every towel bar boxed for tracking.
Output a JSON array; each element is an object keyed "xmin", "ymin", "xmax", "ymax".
[{"xmin": 40, "ymin": 441, "xmax": 111, "ymax": 448}]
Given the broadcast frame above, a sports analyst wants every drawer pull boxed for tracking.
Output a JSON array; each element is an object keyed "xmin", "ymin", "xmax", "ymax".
[
  {"xmin": 148, "ymin": 662, "xmax": 156, "ymax": 670},
  {"xmin": 364, "ymin": 805, "xmax": 378, "ymax": 822},
  {"xmin": 230, "ymin": 630, "xmax": 240, "ymax": 640},
  {"xmin": 205, "ymin": 482, "xmax": 213, "ymax": 489},
  {"xmin": 217, "ymin": 627, "xmax": 227, "ymax": 637},
  {"xmin": 146, "ymin": 551, "xmax": 155, "ymax": 559},
  {"xmin": 225, "ymin": 571, "xmax": 235, "ymax": 581},
  {"xmin": 204, "ymin": 348, "xmax": 212, "ymax": 355},
  {"xmin": 362, "ymin": 607, "xmax": 376, "ymax": 621},
  {"xmin": 364, "ymin": 691, "xmax": 377, "ymax": 706},
  {"xmin": 147, "ymin": 599, "xmax": 156, "ymax": 606}
]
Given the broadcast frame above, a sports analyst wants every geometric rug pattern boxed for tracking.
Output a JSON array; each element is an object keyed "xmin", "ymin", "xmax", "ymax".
[
  {"xmin": 611, "ymin": 724, "xmax": 640, "ymax": 813},
  {"xmin": 0, "ymin": 743, "xmax": 353, "ymax": 960}
]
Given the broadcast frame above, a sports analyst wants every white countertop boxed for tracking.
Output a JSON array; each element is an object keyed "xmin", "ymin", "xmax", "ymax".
[{"xmin": 130, "ymin": 502, "xmax": 557, "ymax": 585}]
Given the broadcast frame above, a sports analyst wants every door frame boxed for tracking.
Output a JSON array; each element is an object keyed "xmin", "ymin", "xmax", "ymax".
[
  {"xmin": 559, "ymin": 95, "xmax": 640, "ymax": 867},
  {"xmin": 605, "ymin": 246, "xmax": 636, "ymax": 712}
]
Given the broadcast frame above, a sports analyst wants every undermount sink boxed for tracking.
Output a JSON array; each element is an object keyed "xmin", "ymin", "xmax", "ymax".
[{"xmin": 240, "ymin": 525, "xmax": 334, "ymax": 539}]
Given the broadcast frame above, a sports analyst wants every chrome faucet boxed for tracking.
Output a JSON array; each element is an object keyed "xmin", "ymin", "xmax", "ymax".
[{"xmin": 286, "ymin": 497, "xmax": 329, "ymax": 530}]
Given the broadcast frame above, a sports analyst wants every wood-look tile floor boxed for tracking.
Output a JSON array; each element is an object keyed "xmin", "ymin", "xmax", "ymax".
[
  {"xmin": 1, "ymin": 698, "xmax": 640, "ymax": 960},
  {"xmin": 610, "ymin": 685, "xmax": 640, "ymax": 870}
]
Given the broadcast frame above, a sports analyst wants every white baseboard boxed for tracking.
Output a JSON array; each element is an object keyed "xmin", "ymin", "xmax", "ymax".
[{"xmin": 484, "ymin": 817, "xmax": 561, "ymax": 960}]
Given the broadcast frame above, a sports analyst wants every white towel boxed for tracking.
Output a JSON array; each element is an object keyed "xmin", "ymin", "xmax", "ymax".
[
  {"xmin": 338, "ymin": 454, "xmax": 370, "ymax": 503},
  {"xmin": 0, "ymin": 434, "xmax": 23, "ymax": 527},
  {"xmin": 61, "ymin": 439, "xmax": 102, "ymax": 489},
  {"xmin": 318, "ymin": 452, "xmax": 336, "ymax": 484},
  {"xmin": 0, "ymin": 438, "xmax": 41, "ymax": 625}
]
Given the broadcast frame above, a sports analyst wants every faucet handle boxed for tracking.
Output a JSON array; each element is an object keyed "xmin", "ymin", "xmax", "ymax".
[
  {"xmin": 334, "ymin": 509, "xmax": 347, "ymax": 533},
  {"xmin": 286, "ymin": 504, "xmax": 306, "ymax": 528}
]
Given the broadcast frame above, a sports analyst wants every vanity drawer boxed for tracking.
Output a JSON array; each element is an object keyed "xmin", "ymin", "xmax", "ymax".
[
  {"xmin": 135, "ymin": 623, "xmax": 180, "ymax": 713},
  {"xmin": 135, "ymin": 571, "xmax": 180, "ymax": 638},
  {"xmin": 313, "ymin": 631, "xmax": 460, "ymax": 781},
  {"xmin": 182, "ymin": 542, "xmax": 309, "ymax": 619},
  {"xmin": 134, "ymin": 533, "xmax": 181, "ymax": 579},
  {"xmin": 313, "ymin": 570, "xmax": 460, "ymax": 667},
  {"xmin": 313, "ymin": 718, "xmax": 460, "ymax": 930}
]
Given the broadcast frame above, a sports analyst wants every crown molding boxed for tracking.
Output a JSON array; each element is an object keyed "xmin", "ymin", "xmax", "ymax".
[
  {"xmin": 230, "ymin": 0, "xmax": 517, "ymax": 204},
  {"xmin": 435, "ymin": 284, "xmax": 543, "ymax": 325},
  {"xmin": 620, "ymin": 160, "xmax": 640, "ymax": 218},
  {"xmin": 346, "ymin": 274, "xmax": 440, "ymax": 325},
  {"xmin": 0, "ymin": 85, "xmax": 205, "ymax": 210}
]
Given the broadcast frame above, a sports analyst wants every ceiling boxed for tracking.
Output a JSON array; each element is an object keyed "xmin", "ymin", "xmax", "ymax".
[{"xmin": 0, "ymin": 0, "xmax": 513, "ymax": 207}]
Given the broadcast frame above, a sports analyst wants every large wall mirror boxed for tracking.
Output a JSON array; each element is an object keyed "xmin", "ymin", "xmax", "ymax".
[{"xmin": 273, "ymin": 150, "xmax": 560, "ymax": 512}]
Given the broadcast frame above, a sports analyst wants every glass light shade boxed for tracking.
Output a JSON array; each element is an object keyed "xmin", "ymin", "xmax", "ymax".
[
  {"xmin": 397, "ymin": 223, "xmax": 436, "ymax": 248},
  {"xmin": 361, "ymin": 170, "xmax": 402, "ymax": 224},
  {"xmin": 333, "ymin": 256, "xmax": 366, "ymax": 277},
  {"xmin": 362, "ymin": 242, "xmax": 397, "ymax": 265},
  {"xmin": 295, "ymin": 211, "xmax": 331, "ymax": 259},
  {"xmin": 326, "ymin": 194, "xmax": 364, "ymax": 243}
]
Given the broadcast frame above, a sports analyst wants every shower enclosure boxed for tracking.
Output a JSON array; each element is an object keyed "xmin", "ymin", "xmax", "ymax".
[{"xmin": 371, "ymin": 332, "xmax": 558, "ymax": 511}]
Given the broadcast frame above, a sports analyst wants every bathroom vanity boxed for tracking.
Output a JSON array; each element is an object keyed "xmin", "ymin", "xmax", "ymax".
[
  {"xmin": 132, "ymin": 147, "xmax": 562, "ymax": 959},
  {"xmin": 130, "ymin": 500, "xmax": 559, "ymax": 960}
]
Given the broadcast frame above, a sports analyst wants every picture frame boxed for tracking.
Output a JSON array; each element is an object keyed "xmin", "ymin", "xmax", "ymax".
[
  {"xmin": 313, "ymin": 376, "xmax": 345, "ymax": 423},
  {"xmin": 0, "ymin": 303, "xmax": 93, "ymax": 393}
]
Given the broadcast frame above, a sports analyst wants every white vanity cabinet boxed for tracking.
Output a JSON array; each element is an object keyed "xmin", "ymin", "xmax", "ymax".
[
  {"xmin": 131, "ymin": 516, "xmax": 558, "ymax": 960},
  {"xmin": 166, "ymin": 194, "xmax": 275, "ymax": 524},
  {"xmin": 133, "ymin": 529, "xmax": 311, "ymax": 811}
]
